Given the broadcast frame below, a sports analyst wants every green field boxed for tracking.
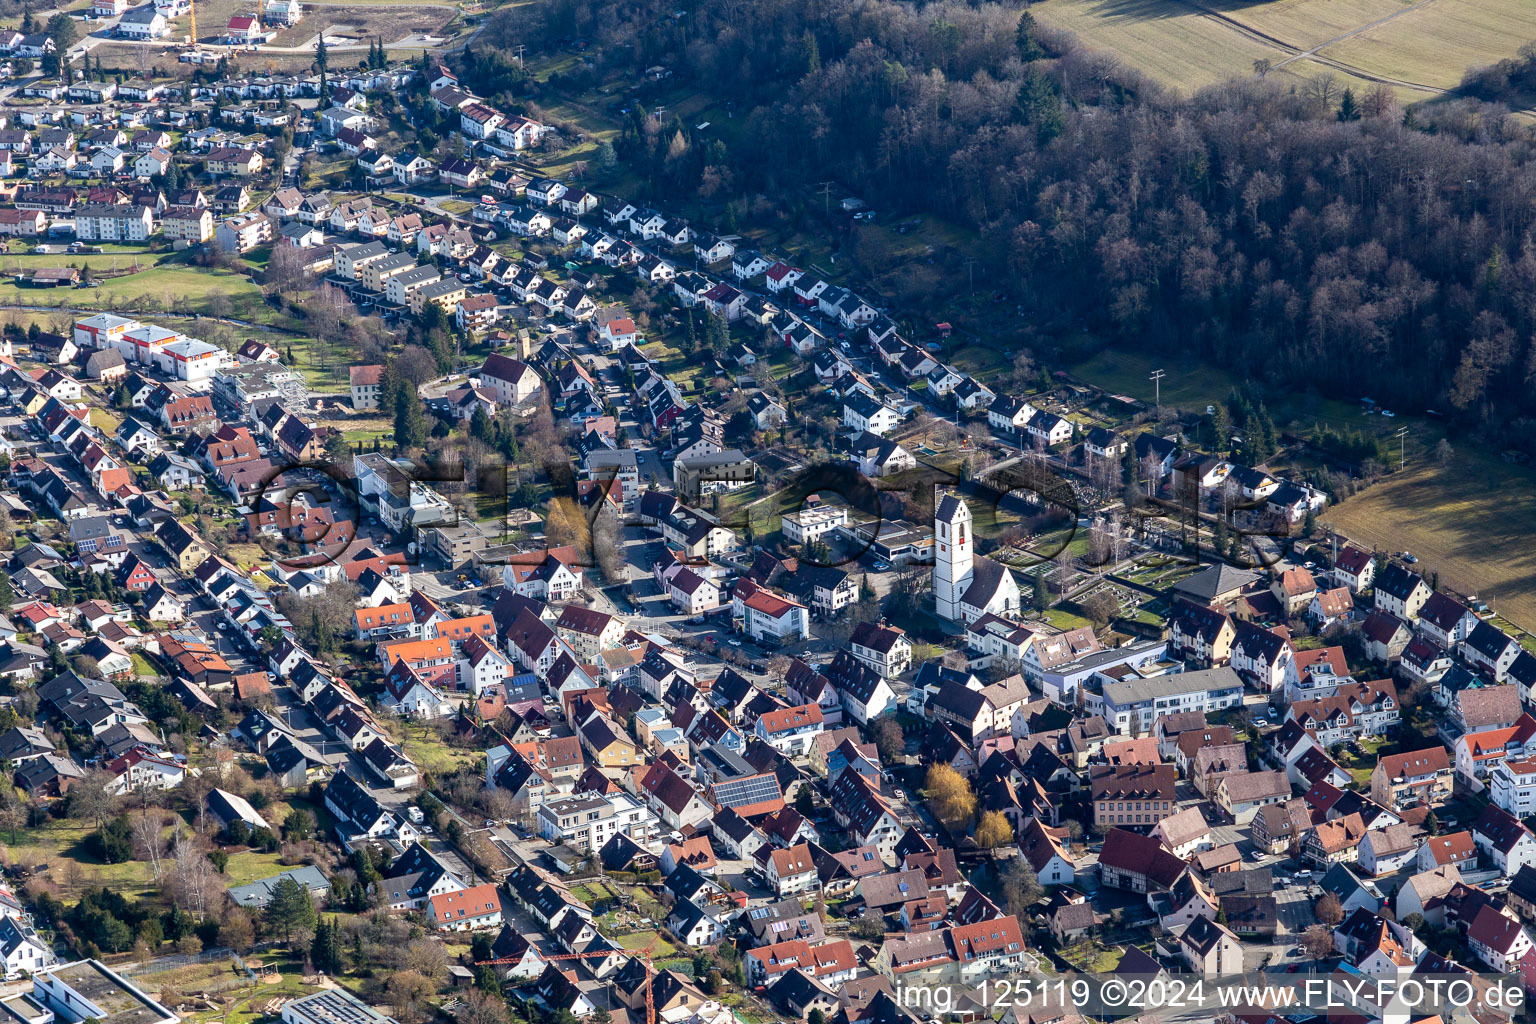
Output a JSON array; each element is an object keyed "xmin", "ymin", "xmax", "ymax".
[
  {"xmin": 2, "ymin": 252, "xmax": 158, "ymax": 272},
  {"xmin": 1068, "ymin": 346, "xmax": 1404, "ymax": 444},
  {"xmin": 1068, "ymin": 347, "xmax": 1238, "ymax": 412},
  {"xmin": 2, "ymin": 263, "xmax": 275, "ymax": 322}
]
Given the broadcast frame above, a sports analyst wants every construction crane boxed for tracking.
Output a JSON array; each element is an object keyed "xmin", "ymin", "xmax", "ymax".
[
  {"xmin": 188, "ymin": 0, "xmax": 197, "ymax": 44},
  {"xmin": 478, "ymin": 936, "xmax": 662, "ymax": 1024}
]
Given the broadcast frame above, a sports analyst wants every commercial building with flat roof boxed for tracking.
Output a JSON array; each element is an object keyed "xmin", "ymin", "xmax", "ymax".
[
  {"xmin": 1100, "ymin": 664, "xmax": 1244, "ymax": 734},
  {"xmin": 32, "ymin": 959, "xmax": 178, "ymax": 1024}
]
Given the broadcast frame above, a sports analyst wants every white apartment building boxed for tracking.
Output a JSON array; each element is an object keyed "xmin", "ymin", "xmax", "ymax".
[
  {"xmin": 1100, "ymin": 666, "xmax": 1245, "ymax": 735},
  {"xmin": 1493, "ymin": 757, "xmax": 1536, "ymax": 818},
  {"xmin": 536, "ymin": 792, "xmax": 659, "ymax": 853},
  {"xmin": 782, "ymin": 506, "xmax": 848, "ymax": 545}
]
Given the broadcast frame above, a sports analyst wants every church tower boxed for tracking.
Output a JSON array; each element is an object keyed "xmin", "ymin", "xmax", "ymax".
[{"xmin": 933, "ymin": 490, "xmax": 973, "ymax": 621}]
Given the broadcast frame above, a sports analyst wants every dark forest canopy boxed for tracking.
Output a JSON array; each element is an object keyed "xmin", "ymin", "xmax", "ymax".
[{"xmin": 484, "ymin": 0, "xmax": 1536, "ymax": 444}]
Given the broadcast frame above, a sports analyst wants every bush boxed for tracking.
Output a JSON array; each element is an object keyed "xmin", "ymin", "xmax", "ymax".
[{"xmin": 86, "ymin": 816, "xmax": 133, "ymax": 864}]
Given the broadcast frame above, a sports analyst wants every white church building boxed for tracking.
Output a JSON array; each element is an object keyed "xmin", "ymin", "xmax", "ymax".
[{"xmin": 933, "ymin": 490, "xmax": 1022, "ymax": 624}]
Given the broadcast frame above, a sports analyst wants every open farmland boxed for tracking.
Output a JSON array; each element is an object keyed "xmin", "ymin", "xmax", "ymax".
[
  {"xmin": 1026, "ymin": 0, "xmax": 1290, "ymax": 93},
  {"xmin": 1324, "ymin": 451, "xmax": 1536, "ymax": 634},
  {"xmin": 1217, "ymin": 0, "xmax": 1415, "ymax": 51},
  {"xmin": 1321, "ymin": 0, "xmax": 1536, "ymax": 90},
  {"xmin": 1029, "ymin": 0, "xmax": 1536, "ymax": 103}
]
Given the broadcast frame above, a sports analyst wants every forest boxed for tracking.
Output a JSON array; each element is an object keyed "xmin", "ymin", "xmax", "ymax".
[{"xmin": 483, "ymin": 0, "xmax": 1536, "ymax": 446}]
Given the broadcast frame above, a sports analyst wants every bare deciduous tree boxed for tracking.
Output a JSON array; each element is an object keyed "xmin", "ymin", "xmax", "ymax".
[
  {"xmin": 167, "ymin": 827, "xmax": 224, "ymax": 919},
  {"xmin": 593, "ymin": 511, "xmax": 624, "ymax": 583},
  {"xmin": 1302, "ymin": 72, "xmax": 1341, "ymax": 113},
  {"xmin": 69, "ymin": 769, "xmax": 118, "ymax": 829},
  {"xmin": 385, "ymin": 970, "xmax": 435, "ymax": 1022},
  {"xmin": 133, "ymin": 809, "xmax": 167, "ymax": 882},
  {"xmin": 459, "ymin": 990, "xmax": 509, "ymax": 1024}
]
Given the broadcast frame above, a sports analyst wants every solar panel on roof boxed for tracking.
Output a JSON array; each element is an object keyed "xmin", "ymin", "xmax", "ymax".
[{"xmin": 713, "ymin": 773, "xmax": 780, "ymax": 808}]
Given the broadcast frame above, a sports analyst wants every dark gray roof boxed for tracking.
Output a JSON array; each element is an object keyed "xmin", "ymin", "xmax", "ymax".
[
  {"xmin": 1172, "ymin": 562, "xmax": 1260, "ymax": 601},
  {"xmin": 959, "ymin": 556, "xmax": 1015, "ymax": 612}
]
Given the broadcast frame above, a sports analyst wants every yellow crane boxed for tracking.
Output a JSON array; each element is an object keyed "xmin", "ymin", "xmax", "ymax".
[{"xmin": 188, "ymin": 0, "xmax": 196, "ymax": 43}]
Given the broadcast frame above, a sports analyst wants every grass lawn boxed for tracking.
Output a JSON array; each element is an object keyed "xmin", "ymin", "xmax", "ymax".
[
  {"xmin": 1059, "ymin": 940, "xmax": 1121, "ymax": 973},
  {"xmin": 131, "ymin": 652, "xmax": 160, "ymax": 677},
  {"xmin": 731, "ymin": 478, "xmax": 834, "ymax": 539},
  {"xmin": 268, "ymin": 330, "xmax": 355, "ymax": 391},
  {"xmin": 571, "ymin": 881, "xmax": 616, "ymax": 904},
  {"xmin": 6, "ymin": 819, "xmax": 161, "ymax": 899},
  {"xmin": 717, "ymin": 482, "xmax": 766, "ymax": 525},
  {"xmin": 7, "ymin": 818, "xmax": 94, "ymax": 858},
  {"xmin": 948, "ymin": 342, "xmax": 1010, "ymax": 382},
  {"xmin": 629, "ymin": 886, "xmax": 668, "ymax": 922},
  {"xmin": 1125, "ymin": 600, "xmax": 1168, "ymax": 627},
  {"xmin": 219, "ymin": 848, "xmax": 292, "ymax": 888},
  {"xmin": 342, "ymin": 421, "xmax": 396, "ymax": 445},
  {"xmin": 1038, "ymin": 607, "xmax": 1093, "ymax": 631},
  {"xmin": 615, "ymin": 932, "xmax": 676, "ymax": 956},
  {"xmin": 179, "ymin": 964, "xmax": 320, "ymax": 1024},
  {"xmin": 388, "ymin": 719, "xmax": 482, "ymax": 775},
  {"xmin": 90, "ymin": 407, "xmax": 123, "ymax": 432},
  {"xmin": 224, "ymin": 543, "xmax": 270, "ymax": 570},
  {"xmin": 640, "ymin": 334, "xmax": 710, "ymax": 395},
  {"xmin": 2, "ymin": 252, "xmax": 158, "ymax": 272},
  {"xmin": 0, "ymin": 263, "xmax": 278, "ymax": 323},
  {"xmin": 1071, "ymin": 343, "xmax": 1440, "ymax": 457},
  {"xmin": 1069, "ymin": 347, "xmax": 1239, "ymax": 415}
]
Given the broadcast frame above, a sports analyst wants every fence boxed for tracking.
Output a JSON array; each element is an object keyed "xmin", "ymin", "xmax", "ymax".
[{"xmin": 118, "ymin": 942, "xmax": 281, "ymax": 977}]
